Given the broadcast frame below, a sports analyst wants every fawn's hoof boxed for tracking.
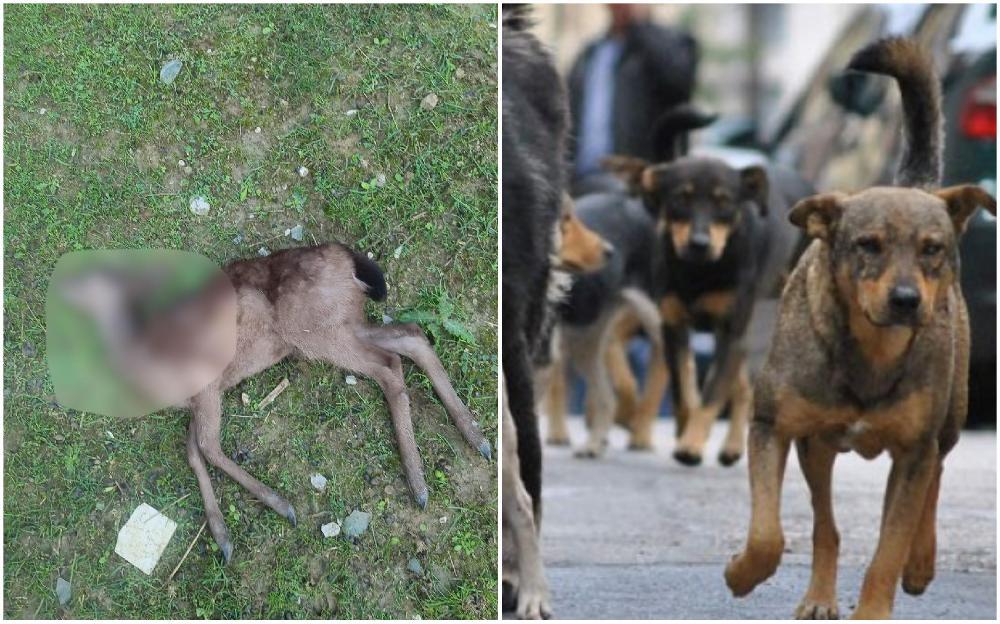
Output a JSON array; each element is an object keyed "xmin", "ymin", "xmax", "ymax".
[
  {"xmin": 673, "ymin": 448, "xmax": 702, "ymax": 466},
  {"xmin": 415, "ymin": 488, "xmax": 429, "ymax": 509},
  {"xmin": 221, "ymin": 540, "xmax": 234, "ymax": 564},
  {"xmin": 478, "ymin": 440, "xmax": 492, "ymax": 460},
  {"xmin": 285, "ymin": 505, "xmax": 298, "ymax": 527}
]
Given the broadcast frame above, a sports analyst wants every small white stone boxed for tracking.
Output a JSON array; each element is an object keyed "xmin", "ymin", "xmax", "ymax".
[
  {"xmin": 178, "ymin": 160, "xmax": 186, "ymax": 167},
  {"xmin": 258, "ymin": 246, "xmax": 270, "ymax": 256},
  {"xmin": 439, "ymin": 516, "xmax": 448, "ymax": 524},
  {"xmin": 284, "ymin": 228, "xmax": 291, "ymax": 236},
  {"xmin": 382, "ymin": 314, "xmax": 393, "ymax": 325},
  {"xmin": 114, "ymin": 504, "xmax": 177, "ymax": 575},
  {"xmin": 393, "ymin": 245, "xmax": 403, "ymax": 259},
  {"xmin": 321, "ymin": 521, "xmax": 341, "ymax": 538},
  {"xmin": 254, "ymin": 126, "xmax": 261, "ymax": 134},
  {"xmin": 297, "ymin": 166, "xmax": 309, "ymax": 177},
  {"xmin": 345, "ymin": 109, "xmax": 359, "ymax": 117},
  {"xmin": 189, "ymin": 196, "xmax": 210, "ymax": 216},
  {"xmin": 375, "ymin": 173, "xmax": 386, "ymax": 188},
  {"xmin": 241, "ymin": 392, "xmax": 250, "ymax": 406},
  {"xmin": 366, "ymin": 251, "xmax": 374, "ymax": 259},
  {"xmin": 38, "ymin": 108, "xmax": 47, "ymax": 115},
  {"xmin": 289, "ymin": 224, "xmax": 304, "ymax": 241},
  {"xmin": 310, "ymin": 473, "xmax": 328, "ymax": 491},
  {"xmin": 345, "ymin": 375, "xmax": 357, "ymax": 386}
]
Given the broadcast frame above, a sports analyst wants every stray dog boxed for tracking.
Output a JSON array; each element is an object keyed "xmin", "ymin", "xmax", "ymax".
[
  {"xmin": 542, "ymin": 107, "xmax": 717, "ymax": 454},
  {"xmin": 542, "ymin": 192, "xmax": 664, "ymax": 456},
  {"xmin": 501, "ymin": 5, "xmax": 567, "ymax": 618},
  {"xmin": 62, "ymin": 244, "xmax": 489, "ymax": 562},
  {"xmin": 725, "ymin": 37, "xmax": 996, "ymax": 619},
  {"xmin": 605, "ymin": 126, "xmax": 811, "ymax": 466}
]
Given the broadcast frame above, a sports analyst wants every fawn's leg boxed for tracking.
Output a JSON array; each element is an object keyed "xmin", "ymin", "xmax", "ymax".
[
  {"xmin": 186, "ymin": 417, "xmax": 233, "ymax": 562},
  {"xmin": 725, "ymin": 420, "xmax": 791, "ymax": 596},
  {"xmin": 794, "ymin": 436, "xmax": 840, "ymax": 619},
  {"xmin": 358, "ymin": 323, "xmax": 490, "ymax": 460},
  {"xmin": 190, "ymin": 382, "xmax": 297, "ymax": 525},
  {"xmin": 851, "ymin": 443, "xmax": 937, "ymax": 619},
  {"xmin": 323, "ymin": 337, "xmax": 429, "ymax": 507}
]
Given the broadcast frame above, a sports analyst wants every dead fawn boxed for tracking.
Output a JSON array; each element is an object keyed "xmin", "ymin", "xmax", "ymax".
[{"xmin": 61, "ymin": 243, "xmax": 490, "ymax": 562}]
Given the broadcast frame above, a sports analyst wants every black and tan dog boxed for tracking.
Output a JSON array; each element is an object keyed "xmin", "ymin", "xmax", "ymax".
[
  {"xmin": 606, "ymin": 136, "xmax": 811, "ymax": 467},
  {"xmin": 725, "ymin": 37, "xmax": 996, "ymax": 619}
]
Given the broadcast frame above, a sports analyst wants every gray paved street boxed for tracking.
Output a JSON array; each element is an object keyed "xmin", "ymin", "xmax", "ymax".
[{"xmin": 537, "ymin": 418, "xmax": 997, "ymax": 620}]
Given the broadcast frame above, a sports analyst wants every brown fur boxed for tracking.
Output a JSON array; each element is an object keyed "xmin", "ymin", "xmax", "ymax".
[
  {"xmin": 557, "ymin": 194, "xmax": 612, "ymax": 272},
  {"xmin": 728, "ymin": 38, "xmax": 997, "ymax": 616},
  {"xmin": 182, "ymin": 244, "xmax": 489, "ymax": 561}
]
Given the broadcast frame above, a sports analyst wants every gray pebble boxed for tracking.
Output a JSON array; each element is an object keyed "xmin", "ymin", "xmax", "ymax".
[
  {"xmin": 343, "ymin": 510, "xmax": 371, "ymax": 538},
  {"xmin": 407, "ymin": 557, "xmax": 423, "ymax": 575},
  {"xmin": 55, "ymin": 577, "xmax": 71, "ymax": 606}
]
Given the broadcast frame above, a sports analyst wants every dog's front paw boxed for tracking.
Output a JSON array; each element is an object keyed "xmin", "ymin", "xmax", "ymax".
[
  {"xmin": 673, "ymin": 447, "xmax": 703, "ymax": 466},
  {"xmin": 718, "ymin": 448, "xmax": 742, "ymax": 466},
  {"xmin": 573, "ymin": 445, "xmax": 604, "ymax": 459},
  {"xmin": 546, "ymin": 434, "xmax": 571, "ymax": 447},
  {"xmin": 795, "ymin": 599, "xmax": 839, "ymax": 619},
  {"xmin": 724, "ymin": 546, "xmax": 781, "ymax": 597},
  {"xmin": 516, "ymin": 586, "xmax": 552, "ymax": 620}
]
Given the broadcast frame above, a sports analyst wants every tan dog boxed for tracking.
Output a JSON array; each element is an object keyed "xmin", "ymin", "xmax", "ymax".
[{"xmin": 726, "ymin": 37, "xmax": 997, "ymax": 619}]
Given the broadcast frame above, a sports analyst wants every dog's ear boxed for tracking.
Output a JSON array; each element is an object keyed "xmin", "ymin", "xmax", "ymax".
[
  {"xmin": 601, "ymin": 155, "xmax": 653, "ymax": 194},
  {"xmin": 934, "ymin": 185, "xmax": 997, "ymax": 234},
  {"xmin": 739, "ymin": 166, "xmax": 769, "ymax": 216},
  {"xmin": 789, "ymin": 193, "xmax": 847, "ymax": 240}
]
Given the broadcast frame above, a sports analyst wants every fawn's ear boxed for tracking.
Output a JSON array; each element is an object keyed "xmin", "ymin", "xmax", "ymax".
[
  {"xmin": 934, "ymin": 185, "xmax": 997, "ymax": 234},
  {"xmin": 739, "ymin": 166, "xmax": 769, "ymax": 216},
  {"xmin": 789, "ymin": 193, "xmax": 848, "ymax": 241},
  {"xmin": 601, "ymin": 154, "xmax": 654, "ymax": 194}
]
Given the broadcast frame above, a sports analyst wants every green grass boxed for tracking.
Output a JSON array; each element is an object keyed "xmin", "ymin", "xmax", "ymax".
[{"xmin": 3, "ymin": 4, "xmax": 497, "ymax": 619}]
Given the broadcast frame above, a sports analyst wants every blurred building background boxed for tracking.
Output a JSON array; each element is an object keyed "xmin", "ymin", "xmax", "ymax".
[{"xmin": 530, "ymin": 3, "xmax": 855, "ymax": 135}]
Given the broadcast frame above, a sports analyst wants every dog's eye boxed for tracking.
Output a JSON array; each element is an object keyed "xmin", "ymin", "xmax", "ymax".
[
  {"xmin": 921, "ymin": 242, "xmax": 943, "ymax": 256},
  {"xmin": 855, "ymin": 237, "xmax": 882, "ymax": 254}
]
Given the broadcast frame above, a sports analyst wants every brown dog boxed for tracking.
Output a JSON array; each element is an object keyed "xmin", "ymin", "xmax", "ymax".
[{"xmin": 725, "ymin": 38, "xmax": 996, "ymax": 619}]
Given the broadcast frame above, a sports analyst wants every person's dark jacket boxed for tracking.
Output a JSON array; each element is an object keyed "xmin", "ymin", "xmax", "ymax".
[{"xmin": 567, "ymin": 21, "xmax": 699, "ymax": 167}]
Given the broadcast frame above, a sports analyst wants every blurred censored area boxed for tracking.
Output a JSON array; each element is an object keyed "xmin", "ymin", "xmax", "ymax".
[{"xmin": 47, "ymin": 250, "xmax": 237, "ymax": 419}]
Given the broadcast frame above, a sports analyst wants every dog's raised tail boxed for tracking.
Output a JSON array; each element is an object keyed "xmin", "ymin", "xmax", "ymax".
[
  {"xmin": 848, "ymin": 37, "xmax": 942, "ymax": 188},
  {"xmin": 351, "ymin": 250, "xmax": 387, "ymax": 301},
  {"xmin": 652, "ymin": 104, "xmax": 718, "ymax": 162}
]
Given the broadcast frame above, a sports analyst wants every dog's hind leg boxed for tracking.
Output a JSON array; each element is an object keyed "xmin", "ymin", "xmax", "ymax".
[
  {"xmin": 794, "ymin": 436, "xmax": 840, "ymax": 619},
  {"xmin": 574, "ymin": 318, "xmax": 617, "ymax": 459},
  {"xmin": 358, "ymin": 324, "xmax": 491, "ymax": 460},
  {"xmin": 902, "ymin": 456, "xmax": 942, "ymax": 596},
  {"xmin": 852, "ymin": 442, "xmax": 937, "ymax": 619},
  {"xmin": 725, "ymin": 419, "xmax": 790, "ymax": 596},
  {"xmin": 186, "ymin": 417, "xmax": 233, "ymax": 563},
  {"xmin": 620, "ymin": 288, "xmax": 666, "ymax": 450},
  {"xmin": 606, "ymin": 323, "xmax": 638, "ymax": 432},
  {"xmin": 541, "ymin": 329, "xmax": 571, "ymax": 446},
  {"xmin": 191, "ymin": 383, "xmax": 298, "ymax": 524},
  {"xmin": 718, "ymin": 361, "xmax": 751, "ymax": 466},
  {"xmin": 502, "ymin": 377, "xmax": 551, "ymax": 619}
]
